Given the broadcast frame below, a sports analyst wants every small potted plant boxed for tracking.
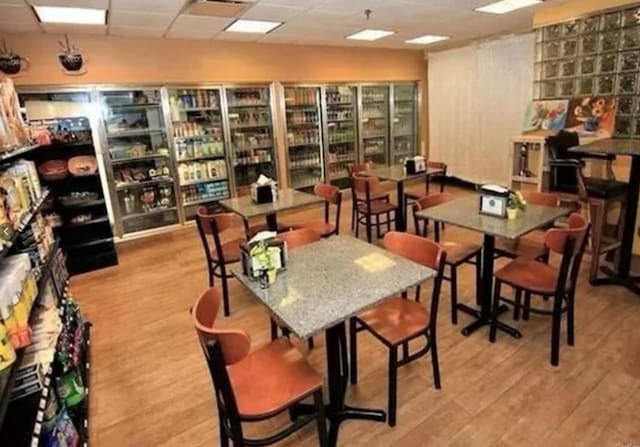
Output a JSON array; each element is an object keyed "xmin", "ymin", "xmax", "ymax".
[
  {"xmin": 249, "ymin": 241, "xmax": 280, "ymax": 287},
  {"xmin": 507, "ymin": 191, "xmax": 527, "ymax": 219}
]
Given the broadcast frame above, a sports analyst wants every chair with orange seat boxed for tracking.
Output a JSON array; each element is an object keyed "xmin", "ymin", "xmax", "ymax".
[
  {"xmin": 294, "ymin": 183, "xmax": 342, "ymax": 238},
  {"xmin": 192, "ymin": 287, "xmax": 328, "ymax": 447},
  {"xmin": 349, "ymin": 232, "xmax": 447, "ymax": 427},
  {"xmin": 353, "ymin": 176, "xmax": 397, "ymax": 243},
  {"xmin": 412, "ymin": 193, "xmax": 482, "ymax": 324},
  {"xmin": 404, "ymin": 161, "xmax": 447, "ymax": 233},
  {"xmin": 196, "ymin": 207, "xmax": 246, "ymax": 316},
  {"xmin": 490, "ymin": 213, "xmax": 589, "ymax": 366},
  {"xmin": 348, "ymin": 163, "xmax": 390, "ymax": 231}
]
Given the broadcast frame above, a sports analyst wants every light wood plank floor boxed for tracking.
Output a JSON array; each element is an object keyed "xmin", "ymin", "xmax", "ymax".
[{"xmin": 70, "ymin": 184, "xmax": 640, "ymax": 447}]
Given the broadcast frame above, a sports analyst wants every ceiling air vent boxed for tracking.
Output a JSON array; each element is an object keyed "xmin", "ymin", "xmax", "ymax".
[{"xmin": 187, "ymin": 0, "xmax": 253, "ymax": 18}]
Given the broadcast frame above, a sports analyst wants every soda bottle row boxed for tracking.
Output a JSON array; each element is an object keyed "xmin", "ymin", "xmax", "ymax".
[
  {"xmin": 363, "ymin": 104, "xmax": 387, "ymax": 119},
  {"xmin": 327, "ymin": 108, "xmax": 353, "ymax": 121},
  {"xmin": 174, "ymin": 89, "xmax": 219, "ymax": 110},
  {"xmin": 234, "ymin": 149, "xmax": 272, "ymax": 166},
  {"xmin": 288, "ymin": 130, "xmax": 320, "ymax": 146},
  {"xmin": 287, "ymin": 89, "xmax": 317, "ymax": 106},
  {"xmin": 178, "ymin": 160, "xmax": 227, "ymax": 184},
  {"xmin": 328, "ymin": 144, "xmax": 355, "ymax": 163},
  {"xmin": 363, "ymin": 90, "xmax": 386, "ymax": 103},
  {"xmin": 173, "ymin": 121, "xmax": 221, "ymax": 138},
  {"xmin": 328, "ymin": 129, "xmax": 355, "ymax": 143},
  {"xmin": 233, "ymin": 132, "xmax": 272, "ymax": 150},
  {"xmin": 290, "ymin": 152, "xmax": 321, "ymax": 169},
  {"xmin": 228, "ymin": 90, "xmax": 266, "ymax": 107},
  {"xmin": 364, "ymin": 139, "xmax": 385, "ymax": 155},
  {"xmin": 326, "ymin": 89, "xmax": 353, "ymax": 104},
  {"xmin": 175, "ymin": 138, "xmax": 224, "ymax": 160},
  {"xmin": 328, "ymin": 161, "xmax": 350, "ymax": 179},
  {"xmin": 230, "ymin": 111, "xmax": 271, "ymax": 128},
  {"xmin": 291, "ymin": 171, "xmax": 322, "ymax": 188},
  {"xmin": 183, "ymin": 182, "xmax": 229, "ymax": 205},
  {"xmin": 287, "ymin": 110, "xmax": 319, "ymax": 125}
]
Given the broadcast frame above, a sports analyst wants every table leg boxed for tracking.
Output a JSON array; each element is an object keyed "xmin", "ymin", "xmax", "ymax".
[
  {"xmin": 396, "ymin": 181, "xmax": 405, "ymax": 232},
  {"xmin": 266, "ymin": 213, "xmax": 278, "ymax": 232},
  {"xmin": 592, "ymin": 155, "xmax": 640, "ymax": 295},
  {"xmin": 458, "ymin": 234, "xmax": 522, "ymax": 338}
]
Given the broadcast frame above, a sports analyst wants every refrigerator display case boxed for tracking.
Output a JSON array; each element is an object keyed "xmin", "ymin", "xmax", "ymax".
[
  {"xmin": 391, "ymin": 84, "xmax": 419, "ymax": 164},
  {"xmin": 360, "ymin": 85, "xmax": 390, "ymax": 165},
  {"xmin": 283, "ymin": 86, "xmax": 324, "ymax": 189},
  {"xmin": 225, "ymin": 86, "xmax": 277, "ymax": 191},
  {"xmin": 98, "ymin": 88, "xmax": 179, "ymax": 236},
  {"xmin": 324, "ymin": 85, "xmax": 358, "ymax": 189},
  {"xmin": 166, "ymin": 87, "xmax": 230, "ymax": 220}
]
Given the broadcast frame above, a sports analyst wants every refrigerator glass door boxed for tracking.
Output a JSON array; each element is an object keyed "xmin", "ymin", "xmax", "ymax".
[
  {"xmin": 99, "ymin": 89, "xmax": 179, "ymax": 235},
  {"xmin": 284, "ymin": 86, "xmax": 324, "ymax": 189},
  {"xmin": 325, "ymin": 85, "xmax": 357, "ymax": 188},
  {"xmin": 225, "ymin": 87, "xmax": 277, "ymax": 192},
  {"xmin": 361, "ymin": 85, "xmax": 389, "ymax": 165},
  {"xmin": 392, "ymin": 84, "xmax": 418, "ymax": 164},
  {"xmin": 167, "ymin": 87, "xmax": 230, "ymax": 219}
]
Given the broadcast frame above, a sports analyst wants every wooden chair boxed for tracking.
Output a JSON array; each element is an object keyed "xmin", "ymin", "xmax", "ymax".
[
  {"xmin": 348, "ymin": 163, "xmax": 389, "ymax": 231},
  {"xmin": 349, "ymin": 232, "xmax": 447, "ymax": 427},
  {"xmin": 412, "ymin": 193, "xmax": 482, "ymax": 324},
  {"xmin": 353, "ymin": 176, "xmax": 396, "ymax": 243},
  {"xmin": 294, "ymin": 183, "xmax": 342, "ymax": 238},
  {"xmin": 196, "ymin": 207, "xmax": 245, "ymax": 317},
  {"xmin": 193, "ymin": 287, "xmax": 327, "ymax": 447},
  {"xmin": 546, "ymin": 131, "xmax": 627, "ymax": 282},
  {"xmin": 490, "ymin": 213, "xmax": 589, "ymax": 366},
  {"xmin": 404, "ymin": 161, "xmax": 447, "ymax": 233}
]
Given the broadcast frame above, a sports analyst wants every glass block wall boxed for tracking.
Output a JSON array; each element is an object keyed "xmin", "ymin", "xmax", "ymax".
[{"xmin": 533, "ymin": 4, "xmax": 640, "ymax": 137}]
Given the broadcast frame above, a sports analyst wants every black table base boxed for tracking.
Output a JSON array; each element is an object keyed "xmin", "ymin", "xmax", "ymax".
[
  {"xmin": 457, "ymin": 303, "xmax": 522, "ymax": 338},
  {"xmin": 395, "ymin": 181, "xmax": 405, "ymax": 232},
  {"xmin": 591, "ymin": 267, "xmax": 640, "ymax": 294}
]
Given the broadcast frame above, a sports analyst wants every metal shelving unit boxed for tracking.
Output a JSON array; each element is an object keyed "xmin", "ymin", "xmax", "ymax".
[
  {"xmin": 324, "ymin": 84, "xmax": 358, "ymax": 189},
  {"xmin": 390, "ymin": 83, "xmax": 419, "ymax": 164},
  {"xmin": 359, "ymin": 84, "xmax": 390, "ymax": 165}
]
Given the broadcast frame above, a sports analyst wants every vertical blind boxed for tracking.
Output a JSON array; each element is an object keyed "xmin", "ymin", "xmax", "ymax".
[{"xmin": 428, "ymin": 33, "xmax": 535, "ymax": 185}]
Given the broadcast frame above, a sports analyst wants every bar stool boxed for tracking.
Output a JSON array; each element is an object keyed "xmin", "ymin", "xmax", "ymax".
[
  {"xmin": 349, "ymin": 232, "xmax": 447, "ymax": 427},
  {"xmin": 294, "ymin": 183, "xmax": 342, "ymax": 237},
  {"xmin": 192, "ymin": 287, "xmax": 327, "ymax": 447},
  {"xmin": 412, "ymin": 193, "xmax": 482, "ymax": 324},
  {"xmin": 348, "ymin": 163, "xmax": 389, "ymax": 231},
  {"xmin": 490, "ymin": 213, "xmax": 589, "ymax": 366},
  {"xmin": 353, "ymin": 176, "xmax": 396, "ymax": 243},
  {"xmin": 404, "ymin": 161, "xmax": 447, "ymax": 233},
  {"xmin": 196, "ymin": 208, "xmax": 245, "ymax": 317}
]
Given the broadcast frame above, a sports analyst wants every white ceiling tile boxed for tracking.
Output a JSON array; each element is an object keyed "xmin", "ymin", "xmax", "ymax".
[
  {"xmin": 41, "ymin": 23, "xmax": 106, "ymax": 35},
  {"xmin": 214, "ymin": 31, "xmax": 260, "ymax": 42},
  {"xmin": 109, "ymin": 11, "xmax": 174, "ymax": 29},
  {"xmin": 110, "ymin": 0, "xmax": 188, "ymax": 14},
  {"xmin": 109, "ymin": 26, "xmax": 165, "ymax": 37},
  {"xmin": 313, "ymin": 0, "xmax": 393, "ymax": 16},
  {"xmin": 29, "ymin": 0, "xmax": 108, "ymax": 8},
  {"xmin": 168, "ymin": 15, "xmax": 233, "ymax": 36},
  {"xmin": 0, "ymin": 0, "xmax": 29, "ymax": 4},
  {"xmin": 257, "ymin": 33, "xmax": 298, "ymax": 44},
  {"xmin": 259, "ymin": 0, "xmax": 324, "ymax": 7},
  {"xmin": 0, "ymin": 4, "xmax": 36, "ymax": 23},
  {"xmin": 165, "ymin": 30, "xmax": 213, "ymax": 39},
  {"xmin": 242, "ymin": 3, "xmax": 306, "ymax": 21}
]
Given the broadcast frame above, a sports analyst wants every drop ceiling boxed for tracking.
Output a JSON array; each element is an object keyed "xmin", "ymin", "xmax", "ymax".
[{"xmin": 0, "ymin": 0, "xmax": 568, "ymax": 50}]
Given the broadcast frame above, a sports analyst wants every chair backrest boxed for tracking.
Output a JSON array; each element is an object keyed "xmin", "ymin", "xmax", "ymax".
[
  {"xmin": 383, "ymin": 232, "xmax": 447, "ymax": 327},
  {"xmin": 352, "ymin": 175, "xmax": 382, "ymax": 203},
  {"xmin": 278, "ymin": 228, "xmax": 321, "ymax": 250},
  {"xmin": 544, "ymin": 213, "xmax": 589, "ymax": 294},
  {"xmin": 546, "ymin": 131, "xmax": 580, "ymax": 191},
  {"xmin": 412, "ymin": 192, "xmax": 456, "ymax": 240},
  {"xmin": 427, "ymin": 161, "xmax": 447, "ymax": 171},
  {"xmin": 521, "ymin": 190, "xmax": 560, "ymax": 208},
  {"xmin": 196, "ymin": 209, "xmax": 243, "ymax": 264},
  {"xmin": 314, "ymin": 183, "xmax": 342, "ymax": 232},
  {"xmin": 348, "ymin": 162, "xmax": 371, "ymax": 177}
]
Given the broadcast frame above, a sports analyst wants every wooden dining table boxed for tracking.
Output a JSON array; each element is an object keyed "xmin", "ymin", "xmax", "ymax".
[
  {"xmin": 232, "ymin": 235, "xmax": 434, "ymax": 447},
  {"xmin": 416, "ymin": 195, "xmax": 569, "ymax": 338}
]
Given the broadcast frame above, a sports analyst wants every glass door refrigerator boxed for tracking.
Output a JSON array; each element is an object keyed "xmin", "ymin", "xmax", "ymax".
[
  {"xmin": 98, "ymin": 88, "xmax": 179, "ymax": 237},
  {"xmin": 166, "ymin": 87, "xmax": 230, "ymax": 220},
  {"xmin": 283, "ymin": 86, "xmax": 324, "ymax": 190},
  {"xmin": 224, "ymin": 86, "xmax": 277, "ymax": 192},
  {"xmin": 391, "ymin": 83, "xmax": 419, "ymax": 164},
  {"xmin": 359, "ymin": 84, "xmax": 390, "ymax": 165},
  {"xmin": 324, "ymin": 85, "xmax": 358, "ymax": 189}
]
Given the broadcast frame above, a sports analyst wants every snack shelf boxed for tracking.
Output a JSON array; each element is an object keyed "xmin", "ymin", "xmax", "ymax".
[
  {"xmin": 0, "ymin": 144, "xmax": 40, "ymax": 163},
  {"xmin": 0, "ymin": 189, "xmax": 51, "ymax": 259}
]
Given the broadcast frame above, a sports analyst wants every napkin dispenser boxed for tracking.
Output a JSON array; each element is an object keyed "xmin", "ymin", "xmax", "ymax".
[
  {"xmin": 251, "ymin": 184, "xmax": 273, "ymax": 204},
  {"xmin": 405, "ymin": 156, "xmax": 426, "ymax": 175},
  {"xmin": 478, "ymin": 184, "xmax": 509, "ymax": 218},
  {"xmin": 241, "ymin": 237, "xmax": 287, "ymax": 279}
]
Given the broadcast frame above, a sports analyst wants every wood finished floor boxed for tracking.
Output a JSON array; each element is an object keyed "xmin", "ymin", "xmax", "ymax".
[{"xmin": 70, "ymin": 184, "xmax": 640, "ymax": 447}]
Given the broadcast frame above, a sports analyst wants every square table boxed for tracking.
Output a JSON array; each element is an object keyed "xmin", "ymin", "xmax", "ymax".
[
  {"xmin": 219, "ymin": 188, "xmax": 324, "ymax": 231},
  {"xmin": 416, "ymin": 195, "xmax": 569, "ymax": 337},
  {"xmin": 232, "ymin": 235, "xmax": 434, "ymax": 447},
  {"xmin": 362, "ymin": 165, "xmax": 442, "ymax": 232},
  {"xmin": 570, "ymin": 138, "xmax": 640, "ymax": 295}
]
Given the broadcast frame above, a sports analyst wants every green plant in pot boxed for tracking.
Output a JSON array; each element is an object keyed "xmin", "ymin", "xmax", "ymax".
[
  {"xmin": 507, "ymin": 191, "xmax": 527, "ymax": 219},
  {"xmin": 249, "ymin": 241, "xmax": 280, "ymax": 286}
]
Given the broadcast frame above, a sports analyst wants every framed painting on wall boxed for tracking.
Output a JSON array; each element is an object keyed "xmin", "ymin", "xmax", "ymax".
[
  {"xmin": 565, "ymin": 96, "xmax": 618, "ymax": 137},
  {"xmin": 522, "ymin": 100, "xmax": 569, "ymax": 133}
]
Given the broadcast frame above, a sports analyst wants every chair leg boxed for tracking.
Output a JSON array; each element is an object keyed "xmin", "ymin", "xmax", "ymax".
[
  {"xmin": 388, "ymin": 346, "xmax": 398, "ymax": 427},
  {"xmin": 365, "ymin": 213, "xmax": 373, "ymax": 243},
  {"xmin": 489, "ymin": 280, "xmax": 502, "ymax": 343},
  {"xmin": 308, "ymin": 337, "xmax": 315, "ymax": 350},
  {"xmin": 351, "ymin": 201, "xmax": 356, "ymax": 231},
  {"xmin": 475, "ymin": 252, "xmax": 482, "ymax": 306},
  {"xmin": 270, "ymin": 318, "xmax": 278, "ymax": 341},
  {"xmin": 355, "ymin": 212, "xmax": 360, "ymax": 238},
  {"xmin": 450, "ymin": 266, "xmax": 458, "ymax": 325},
  {"xmin": 313, "ymin": 390, "xmax": 328, "ymax": 447},
  {"xmin": 588, "ymin": 200, "xmax": 605, "ymax": 282},
  {"xmin": 415, "ymin": 285, "xmax": 421, "ymax": 302},
  {"xmin": 387, "ymin": 211, "xmax": 391, "ymax": 233},
  {"xmin": 513, "ymin": 289, "xmax": 523, "ymax": 321},
  {"xmin": 430, "ymin": 328, "xmax": 441, "ymax": 389},
  {"xmin": 208, "ymin": 263, "xmax": 215, "ymax": 287},
  {"xmin": 376, "ymin": 214, "xmax": 381, "ymax": 238},
  {"xmin": 567, "ymin": 292, "xmax": 575, "ymax": 347},
  {"xmin": 551, "ymin": 293, "xmax": 563, "ymax": 366},
  {"xmin": 218, "ymin": 413, "xmax": 229, "ymax": 447},
  {"xmin": 349, "ymin": 318, "xmax": 358, "ymax": 385},
  {"xmin": 523, "ymin": 292, "xmax": 531, "ymax": 321},
  {"xmin": 220, "ymin": 265, "xmax": 231, "ymax": 317}
]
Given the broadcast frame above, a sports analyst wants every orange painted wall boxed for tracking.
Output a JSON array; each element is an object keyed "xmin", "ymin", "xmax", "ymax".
[{"xmin": 533, "ymin": 0, "xmax": 639, "ymax": 26}]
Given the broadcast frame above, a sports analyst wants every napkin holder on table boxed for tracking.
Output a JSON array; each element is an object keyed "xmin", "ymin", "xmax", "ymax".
[
  {"xmin": 251, "ymin": 174, "xmax": 276, "ymax": 204},
  {"xmin": 241, "ymin": 234, "xmax": 287, "ymax": 279},
  {"xmin": 478, "ymin": 184, "xmax": 510, "ymax": 218},
  {"xmin": 405, "ymin": 156, "xmax": 426, "ymax": 175}
]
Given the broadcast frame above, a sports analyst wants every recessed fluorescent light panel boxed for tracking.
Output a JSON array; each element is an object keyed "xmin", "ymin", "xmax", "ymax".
[
  {"xmin": 475, "ymin": 0, "xmax": 543, "ymax": 14},
  {"xmin": 346, "ymin": 29, "xmax": 395, "ymax": 41},
  {"xmin": 406, "ymin": 35, "xmax": 450, "ymax": 45},
  {"xmin": 225, "ymin": 19, "xmax": 282, "ymax": 34},
  {"xmin": 33, "ymin": 6, "xmax": 107, "ymax": 25}
]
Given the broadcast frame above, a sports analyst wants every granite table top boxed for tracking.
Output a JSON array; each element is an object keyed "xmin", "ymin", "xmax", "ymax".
[
  {"xmin": 415, "ymin": 195, "xmax": 569, "ymax": 240},
  {"xmin": 362, "ymin": 165, "xmax": 442, "ymax": 182},
  {"xmin": 231, "ymin": 235, "xmax": 435, "ymax": 339},
  {"xmin": 219, "ymin": 188, "xmax": 324, "ymax": 219},
  {"xmin": 569, "ymin": 138, "xmax": 640, "ymax": 157}
]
